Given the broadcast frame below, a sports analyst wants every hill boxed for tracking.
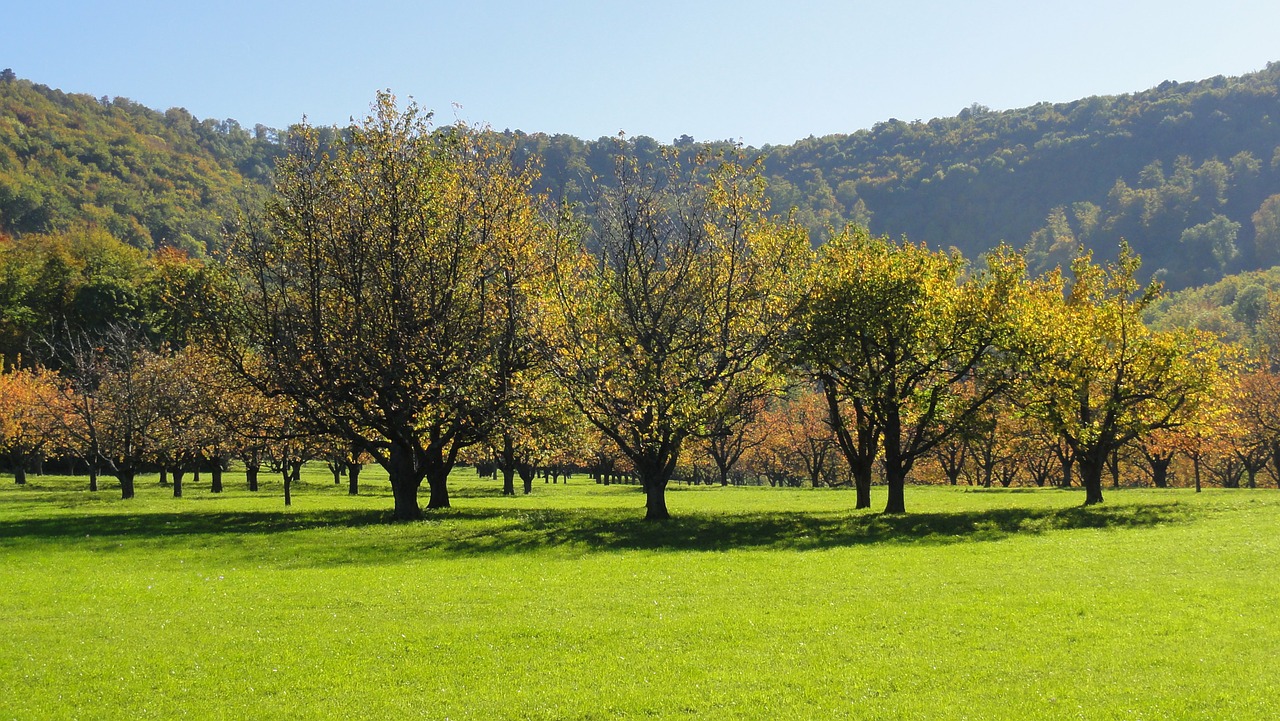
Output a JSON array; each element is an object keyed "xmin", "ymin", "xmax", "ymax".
[
  {"xmin": 0, "ymin": 70, "xmax": 282, "ymax": 254},
  {"xmin": 5, "ymin": 64, "xmax": 1280, "ymax": 290},
  {"xmin": 518, "ymin": 62, "xmax": 1280, "ymax": 290}
]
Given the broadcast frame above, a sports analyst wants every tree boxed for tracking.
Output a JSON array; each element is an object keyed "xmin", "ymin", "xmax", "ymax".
[
  {"xmin": 699, "ymin": 376, "xmax": 776, "ymax": 487},
  {"xmin": 211, "ymin": 93, "xmax": 548, "ymax": 520},
  {"xmin": 1232, "ymin": 369, "xmax": 1280, "ymax": 487},
  {"xmin": 1135, "ymin": 429, "xmax": 1179, "ymax": 488},
  {"xmin": 0, "ymin": 363, "xmax": 60, "ymax": 484},
  {"xmin": 1017, "ymin": 245, "xmax": 1236, "ymax": 505},
  {"xmin": 38, "ymin": 325, "xmax": 173, "ymax": 499},
  {"xmin": 963, "ymin": 394, "xmax": 1020, "ymax": 489},
  {"xmin": 1179, "ymin": 214, "xmax": 1241, "ymax": 283},
  {"xmin": 749, "ymin": 388, "xmax": 841, "ymax": 488},
  {"xmin": 791, "ymin": 228, "xmax": 1025, "ymax": 513},
  {"xmin": 489, "ymin": 368, "xmax": 588, "ymax": 495},
  {"xmin": 1252, "ymin": 194, "xmax": 1280, "ymax": 267},
  {"xmin": 544, "ymin": 149, "xmax": 809, "ymax": 520}
]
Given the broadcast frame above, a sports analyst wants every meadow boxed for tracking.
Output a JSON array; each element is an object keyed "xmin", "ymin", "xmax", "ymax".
[{"xmin": 1, "ymin": 469, "xmax": 1277, "ymax": 719}]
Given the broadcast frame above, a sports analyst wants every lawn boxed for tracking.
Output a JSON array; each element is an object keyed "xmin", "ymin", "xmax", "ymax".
[{"xmin": 1, "ymin": 468, "xmax": 1277, "ymax": 719}]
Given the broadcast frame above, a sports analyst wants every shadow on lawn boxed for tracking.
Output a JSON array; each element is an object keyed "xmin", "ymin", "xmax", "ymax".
[
  {"xmin": 424, "ymin": 502, "xmax": 1191, "ymax": 557},
  {"xmin": 0, "ymin": 508, "xmax": 391, "ymax": 541},
  {"xmin": 0, "ymin": 500, "xmax": 1191, "ymax": 562}
]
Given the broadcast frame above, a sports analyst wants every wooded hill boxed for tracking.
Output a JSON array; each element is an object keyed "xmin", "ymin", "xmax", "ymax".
[
  {"xmin": 0, "ymin": 70, "xmax": 281, "ymax": 255},
  {"xmin": 4, "ymin": 63, "xmax": 1280, "ymax": 289},
  {"xmin": 517, "ymin": 62, "xmax": 1280, "ymax": 290}
]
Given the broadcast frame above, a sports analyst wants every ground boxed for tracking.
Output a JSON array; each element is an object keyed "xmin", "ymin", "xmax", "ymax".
[{"xmin": 1, "ymin": 468, "xmax": 1277, "ymax": 719}]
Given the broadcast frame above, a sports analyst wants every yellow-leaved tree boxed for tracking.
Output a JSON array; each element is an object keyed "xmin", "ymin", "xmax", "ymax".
[
  {"xmin": 211, "ymin": 93, "xmax": 552, "ymax": 520},
  {"xmin": 543, "ymin": 149, "xmax": 809, "ymax": 520},
  {"xmin": 791, "ymin": 227, "xmax": 1028, "ymax": 513},
  {"xmin": 1016, "ymin": 244, "xmax": 1238, "ymax": 504}
]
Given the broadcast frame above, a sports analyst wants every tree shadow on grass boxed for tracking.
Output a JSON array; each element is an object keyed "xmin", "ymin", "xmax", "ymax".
[
  {"xmin": 423, "ymin": 502, "xmax": 1192, "ymax": 556},
  {"xmin": 0, "ymin": 508, "xmax": 391, "ymax": 542},
  {"xmin": 0, "ymin": 501, "xmax": 1192, "ymax": 564}
]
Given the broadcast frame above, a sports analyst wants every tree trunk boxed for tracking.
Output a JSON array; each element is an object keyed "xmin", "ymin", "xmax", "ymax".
[
  {"xmin": 284, "ymin": 472, "xmax": 292, "ymax": 506},
  {"xmin": 854, "ymin": 469, "xmax": 872, "ymax": 509},
  {"xmin": 172, "ymin": 467, "xmax": 185, "ymax": 491},
  {"xmin": 88, "ymin": 465, "xmax": 99, "ymax": 492},
  {"xmin": 389, "ymin": 477, "xmax": 420, "ymax": 517},
  {"xmin": 501, "ymin": 434, "xmax": 516, "ymax": 496},
  {"xmin": 821, "ymin": 381, "xmax": 878, "ymax": 510},
  {"xmin": 13, "ymin": 461, "xmax": 26, "ymax": 485},
  {"xmin": 210, "ymin": 461, "xmax": 223, "ymax": 494},
  {"xmin": 883, "ymin": 462, "xmax": 906, "ymax": 514},
  {"xmin": 246, "ymin": 463, "xmax": 259, "ymax": 492},
  {"xmin": 882, "ymin": 407, "xmax": 907, "ymax": 514},
  {"xmin": 173, "ymin": 470, "xmax": 183, "ymax": 498},
  {"xmin": 347, "ymin": 463, "xmax": 360, "ymax": 495},
  {"xmin": 158, "ymin": 467, "xmax": 169, "ymax": 487},
  {"xmin": 118, "ymin": 470, "xmax": 135, "ymax": 500},
  {"xmin": 331, "ymin": 463, "xmax": 342, "ymax": 485},
  {"xmin": 387, "ymin": 445, "xmax": 425, "ymax": 519},
  {"xmin": 519, "ymin": 463, "xmax": 535, "ymax": 495},
  {"xmin": 644, "ymin": 476, "xmax": 670, "ymax": 521},
  {"xmin": 1079, "ymin": 452, "xmax": 1105, "ymax": 505},
  {"xmin": 1151, "ymin": 458, "xmax": 1170, "ymax": 488},
  {"xmin": 1193, "ymin": 456, "xmax": 1202, "ymax": 493},
  {"xmin": 426, "ymin": 470, "xmax": 450, "ymax": 510}
]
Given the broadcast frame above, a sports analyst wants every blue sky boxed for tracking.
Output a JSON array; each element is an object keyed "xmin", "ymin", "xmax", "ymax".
[{"xmin": 8, "ymin": 0, "xmax": 1279, "ymax": 146}]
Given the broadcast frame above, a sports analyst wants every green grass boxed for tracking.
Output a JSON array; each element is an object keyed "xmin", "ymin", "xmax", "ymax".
[{"xmin": 2, "ymin": 468, "xmax": 1278, "ymax": 719}]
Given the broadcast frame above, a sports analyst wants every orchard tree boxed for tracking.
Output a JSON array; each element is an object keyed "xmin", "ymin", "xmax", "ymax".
[
  {"xmin": 0, "ymin": 363, "xmax": 60, "ymax": 484},
  {"xmin": 544, "ymin": 149, "xmax": 809, "ymax": 520},
  {"xmin": 699, "ymin": 375, "xmax": 777, "ymax": 487},
  {"xmin": 750, "ymin": 388, "xmax": 841, "ymax": 488},
  {"xmin": 39, "ymin": 325, "xmax": 173, "ymax": 499},
  {"xmin": 1233, "ymin": 370, "xmax": 1280, "ymax": 486},
  {"xmin": 148, "ymin": 346, "xmax": 208, "ymax": 498},
  {"xmin": 490, "ymin": 368, "xmax": 588, "ymax": 495},
  {"xmin": 963, "ymin": 394, "xmax": 1022, "ymax": 489},
  {"xmin": 211, "ymin": 93, "xmax": 549, "ymax": 519},
  {"xmin": 792, "ymin": 228, "xmax": 1027, "ymax": 513},
  {"xmin": 1017, "ymin": 245, "xmax": 1236, "ymax": 504},
  {"xmin": 1135, "ymin": 429, "xmax": 1179, "ymax": 488}
]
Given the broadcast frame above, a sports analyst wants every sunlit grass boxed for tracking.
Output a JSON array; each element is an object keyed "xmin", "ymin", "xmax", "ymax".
[{"xmin": 2, "ymin": 469, "xmax": 1278, "ymax": 719}]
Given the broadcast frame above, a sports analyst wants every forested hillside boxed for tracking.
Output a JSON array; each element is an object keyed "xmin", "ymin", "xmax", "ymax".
[
  {"xmin": 0, "ymin": 70, "xmax": 282, "ymax": 255},
  {"xmin": 518, "ymin": 62, "xmax": 1280, "ymax": 290},
  {"xmin": 4, "ymin": 64, "xmax": 1280, "ymax": 290}
]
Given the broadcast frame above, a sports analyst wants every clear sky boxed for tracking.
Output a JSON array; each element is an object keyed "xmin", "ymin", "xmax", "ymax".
[{"xmin": 8, "ymin": 0, "xmax": 1279, "ymax": 147}]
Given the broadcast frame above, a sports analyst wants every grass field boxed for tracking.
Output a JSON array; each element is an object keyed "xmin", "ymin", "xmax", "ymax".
[{"xmin": 1, "ymin": 468, "xmax": 1278, "ymax": 719}]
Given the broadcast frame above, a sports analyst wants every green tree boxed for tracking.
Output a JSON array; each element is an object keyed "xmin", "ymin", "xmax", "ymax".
[
  {"xmin": 1180, "ymin": 214, "xmax": 1241, "ymax": 282},
  {"xmin": 1253, "ymin": 194, "xmax": 1280, "ymax": 267}
]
